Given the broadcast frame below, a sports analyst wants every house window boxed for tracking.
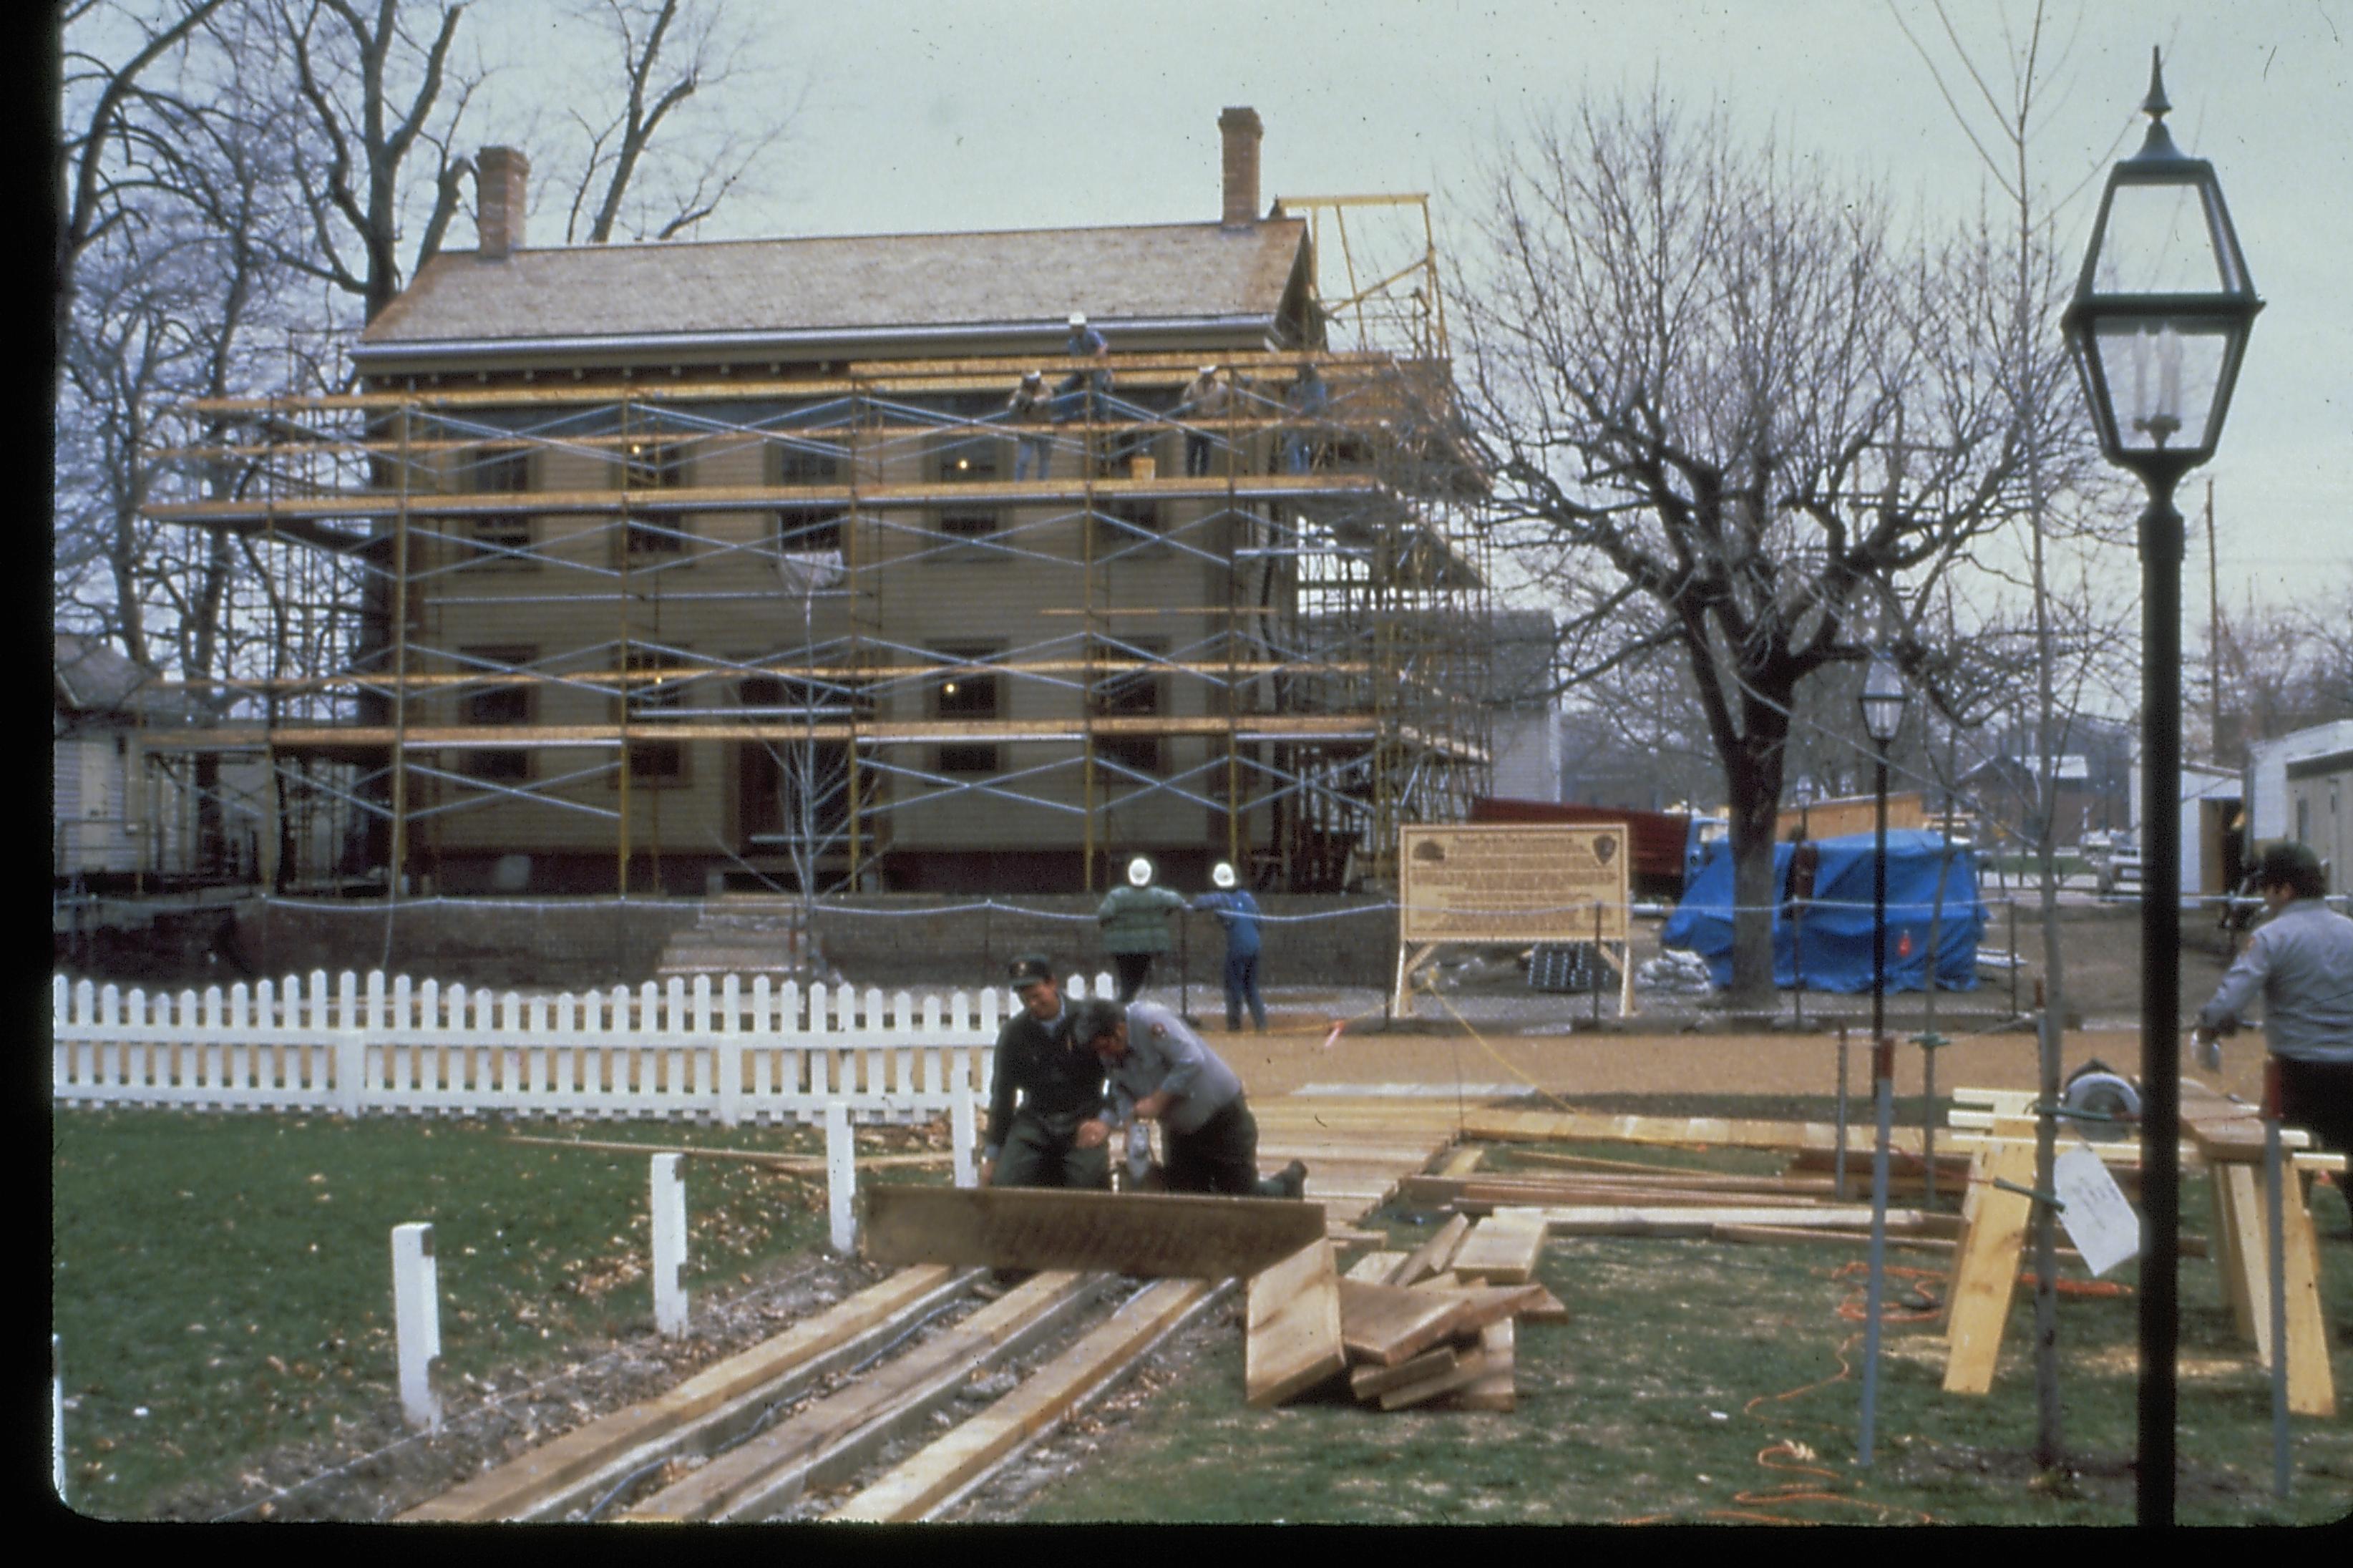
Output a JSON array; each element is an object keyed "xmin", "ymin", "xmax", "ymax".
[
  {"xmin": 621, "ymin": 651, "xmax": 691, "ymax": 783},
  {"xmin": 933, "ymin": 646, "xmax": 1000, "ymax": 774},
  {"xmin": 1093, "ymin": 500, "xmax": 1164, "ymax": 555},
  {"xmin": 938, "ymin": 508, "xmax": 1000, "ymax": 556},
  {"xmin": 936, "ymin": 432, "xmax": 1000, "ymax": 482},
  {"xmin": 459, "ymin": 445, "xmax": 533, "ymax": 566},
  {"xmin": 1092, "ymin": 641, "xmax": 1164, "ymax": 776},
  {"xmin": 619, "ymin": 440, "xmax": 690, "ymax": 557},
  {"xmin": 774, "ymin": 438, "xmax": 847, "ymax": 552},
  {"xmin": 459, "ymin": 646, "xmax": 534, "ymax": 783}
]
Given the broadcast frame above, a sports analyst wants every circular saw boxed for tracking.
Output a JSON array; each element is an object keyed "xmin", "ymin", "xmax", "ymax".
[{"xmin": 2060, "ymin": 1059, "xmax": 2142, "ymax": 1141}]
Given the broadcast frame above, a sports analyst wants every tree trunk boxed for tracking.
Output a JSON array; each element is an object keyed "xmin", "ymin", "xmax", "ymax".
[{"xmin": 1723, "ymin": 714, "xmax": 1789, "ymax": 1005}]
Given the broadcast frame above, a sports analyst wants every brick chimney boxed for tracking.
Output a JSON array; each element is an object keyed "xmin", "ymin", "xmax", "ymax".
[
  {"xmin": 476, "ymin": 146, "xmax": 529, "ymax": 259},
  {"xmin": 1218, "ymin": 107, "xmax": 1262, "ymax": 229}
]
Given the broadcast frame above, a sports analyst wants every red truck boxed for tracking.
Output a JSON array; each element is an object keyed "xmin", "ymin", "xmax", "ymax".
[{"xmin": 1467, "ymin": 796, "xmax": 1719, "ymax": 900}]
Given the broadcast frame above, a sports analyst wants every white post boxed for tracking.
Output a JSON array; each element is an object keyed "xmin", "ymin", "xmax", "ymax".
[
  {"xmin": 651, "ymin": 1153, "xmax": 688, "ymax": 1337},
  {"xmin": 826, "ymin": 1099, "xmax": 857, "ymax": 1253},
  {"xmin": 52, "ymin": 1335, "xmax": 64, "ymax": 1504},
  {"xmin": 391, "ymin": 1222, "xmax": 442, "ymax": 1431},
  {"xmin": 951, "ymin": 1056, "xmax": 978, "ymax": 1189}
]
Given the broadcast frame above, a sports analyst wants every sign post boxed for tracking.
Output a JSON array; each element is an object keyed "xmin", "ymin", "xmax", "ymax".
[{"xmin": 1395, "ymin": 825, "xmax": 1633, "ymax": 1015}]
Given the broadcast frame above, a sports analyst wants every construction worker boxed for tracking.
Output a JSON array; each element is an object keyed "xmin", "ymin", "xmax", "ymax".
[
  {"xmin": 979, "ymin": 954, "xmax": 1111, "ymax": 1191},
  {"xmin": 1066, "ymin": 996, "xmax": 1306, "ymax": 1199},
  {"xmin": 1096, "ymin": 855, "xmax": 1187, "ymax": 1003},
  {"xmin": 1192, "ymin": 860, "xmax": 1268, "ymax": 1032},
  {"xmin": 1055, "ymin": 311, "xmax": 1112, "ymax": 420},
  {"xmin": 1282, "ymin": 361, "xmax": 1327, "ymax": 473},
  {"xmin": 2192, "ymin": 841, "xmax": 2353, "ymax": 1157},
  {"xmin": 1008, "ymin": 369, "xmax": 1055, "ymax": 480},
  {"xmin": 1174, "ymin": 364, "xmax": 1229, "ymax": 476}
]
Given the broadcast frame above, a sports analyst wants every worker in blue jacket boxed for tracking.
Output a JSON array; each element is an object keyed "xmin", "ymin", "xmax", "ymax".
[{"xmin": 1192, "ymin": 860, "xmax": 1267, "ymax": 1033}]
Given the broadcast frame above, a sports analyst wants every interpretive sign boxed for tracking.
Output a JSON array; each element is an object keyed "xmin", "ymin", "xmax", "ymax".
[{"xmin": 1398, "ymin": 824, "xmax": 1630, "ymax": 945}]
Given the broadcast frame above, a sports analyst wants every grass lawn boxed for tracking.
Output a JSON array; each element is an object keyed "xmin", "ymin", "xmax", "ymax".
[
  {"xmin": 1020, "ymin": 1128, "xmax": 2353, "ymax": 1526},
  {"xmin": 52, "ymin": 1097, "xmax": 2353, "ymax": 1524},
  {"xmin": 49, "ymin": 1106, "xmax": 915, "ymax": 1519}
]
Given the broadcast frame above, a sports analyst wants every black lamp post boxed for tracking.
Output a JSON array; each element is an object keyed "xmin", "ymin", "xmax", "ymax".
[
  {"xmin": 2060, "ymin": 49, "xmax": 2261, "ymax": 1526},
  {"xmin": 1855, "ymin": 646, "xmax": 1907, "ymax": 1464}
]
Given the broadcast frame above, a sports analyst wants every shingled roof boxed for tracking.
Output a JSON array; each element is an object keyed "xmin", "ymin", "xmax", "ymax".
[{"xmin": 356, "ymin": 218, "xmax": 1315, "ymax": 373}]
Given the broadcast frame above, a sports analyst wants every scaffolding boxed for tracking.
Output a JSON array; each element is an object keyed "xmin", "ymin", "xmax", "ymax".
[{"xmin": 131, "ymin": 207, "xmax": 1492, "ymax": 898}]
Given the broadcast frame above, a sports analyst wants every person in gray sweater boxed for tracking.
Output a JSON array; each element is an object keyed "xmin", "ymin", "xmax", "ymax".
[
  {"xmin": 2194, "ymin": 841, "xmax": 2353, "ymax": 1156},
  {"xmin": 1066, "ymin": 997, "xmax": 1305, "ymax": 1199}
]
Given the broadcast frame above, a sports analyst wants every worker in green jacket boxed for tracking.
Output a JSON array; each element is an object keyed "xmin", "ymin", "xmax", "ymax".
[{"xmin": 1097, "ymin": 855, "xmax": 1188, "ymax": 1003}]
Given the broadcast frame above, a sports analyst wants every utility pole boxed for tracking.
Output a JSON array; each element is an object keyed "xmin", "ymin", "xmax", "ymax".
[{"xmin": 2204, "ymin": 479, "xmax": 2223, "ymax": 762}]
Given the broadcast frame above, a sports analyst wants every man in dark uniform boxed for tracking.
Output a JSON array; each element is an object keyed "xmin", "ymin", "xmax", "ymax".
[{"xmin": 980, "ymin": 954, "xmax": 1111, "ymax": 1189}]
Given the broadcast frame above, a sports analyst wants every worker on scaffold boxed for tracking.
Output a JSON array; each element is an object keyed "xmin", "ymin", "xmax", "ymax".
[
  {"xmin": 1008, "ymin": 369, "xmax": 1055, "ymax": 481},
  {"xmin": 1174, "ymin": 364, "xmax": 1229, "ymax": 477}
]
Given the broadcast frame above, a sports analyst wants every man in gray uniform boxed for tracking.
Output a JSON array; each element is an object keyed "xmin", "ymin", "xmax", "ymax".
[
  {"xmin": 2193, "ymin": 842, "xmax": 2353, "ymax": 1156},
  {"xmin": 1065, "ymin": 997, "xmax": 1305, "ymax": 1199}
]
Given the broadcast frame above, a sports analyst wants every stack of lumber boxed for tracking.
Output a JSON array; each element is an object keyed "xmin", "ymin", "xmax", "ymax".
[{"xmin": 1244, "ymin": 1214, "xmax": 1567, "ymax": 1413}]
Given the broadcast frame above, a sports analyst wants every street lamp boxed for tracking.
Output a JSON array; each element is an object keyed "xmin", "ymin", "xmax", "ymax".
[
  {"xmin": 1855, "ymin": 646, "xmax": 1907, "ymax": 1465},
  {"xmin": 2060, "ymin": 49, "xmax": 2261, "ymax": 1526}
]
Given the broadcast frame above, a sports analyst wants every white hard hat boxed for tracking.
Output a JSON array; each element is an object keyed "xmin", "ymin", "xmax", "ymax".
[
  {"xmin": 1068, "ymin": 312, "xmax": 1088, "ymax": 328},
  {"xmin": 1212, "ymin": 861, "xmax": 1237, "ymax": 890},
  {"xmin": 1199, "ymin": 364, "xmax": 1217, "ymax": 376},
  {"xmin": 1126, "ymin": 856, "xmax": 1154, "ymax": 887}
]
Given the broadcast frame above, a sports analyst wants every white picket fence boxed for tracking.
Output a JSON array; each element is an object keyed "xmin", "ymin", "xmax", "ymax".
[{"xmin": 50, "ymin": 969, "xmax": 1116, "ymax": 1126}]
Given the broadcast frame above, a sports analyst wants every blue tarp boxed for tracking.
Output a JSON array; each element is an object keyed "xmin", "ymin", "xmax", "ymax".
[{"xmin": 1661, "ymin": 830, "xmax": 1987, "ymax": 993}]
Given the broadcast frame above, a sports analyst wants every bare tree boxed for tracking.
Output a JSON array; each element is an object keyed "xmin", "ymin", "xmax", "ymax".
[
  {"xmin": 1456, "ymin": 89, "xmax": 2061, "ymax": 1001},
  {"xmin": 55, "ymin": 0, "xmax": 234, "ymax": 361},
  {"xmin": 555, "ymin": 0, "xmax": 799, "ymax": 244},
  {"xmin": 266, "ymin": 0, "xmax": 481, "ymax": 323}
]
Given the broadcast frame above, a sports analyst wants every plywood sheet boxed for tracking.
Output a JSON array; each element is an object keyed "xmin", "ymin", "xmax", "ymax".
[
  {"xmin": 1246, "ymin": 1238, "xmax": 1346, "ymax": 1408},
  {"xmin": 1335, "ymin": 1279, "xmax": 1471, "ymax": 1368},
  {"xmin": 862, "ymin": 1185, "xmax": 1325, "ymax": 1279},
  {"xmin": 1450, "ymin": 1212, "xmax": 1547, "ymax": 1284}
]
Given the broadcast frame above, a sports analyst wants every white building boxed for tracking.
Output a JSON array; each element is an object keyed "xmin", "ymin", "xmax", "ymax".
[{"xmin": 2128, "ymin": 757, "xmax": 2242, "ymax": 904}]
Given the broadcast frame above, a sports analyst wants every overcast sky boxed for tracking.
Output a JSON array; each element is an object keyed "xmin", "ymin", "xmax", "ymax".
[{"xmin": 518, "ymin": 1, "xmax": 2352, "ymax": 616}]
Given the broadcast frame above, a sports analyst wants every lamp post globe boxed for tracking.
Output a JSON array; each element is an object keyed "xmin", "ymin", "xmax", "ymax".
[{"xmin": 2062, "ymin": 49, "xmax": 2259, "ymax": 1528}]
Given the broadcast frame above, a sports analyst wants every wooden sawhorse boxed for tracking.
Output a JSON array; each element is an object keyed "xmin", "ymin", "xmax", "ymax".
[{"xmin": 1937, "ymin": 1085, "xmax": 2339, "ymax": 1416}]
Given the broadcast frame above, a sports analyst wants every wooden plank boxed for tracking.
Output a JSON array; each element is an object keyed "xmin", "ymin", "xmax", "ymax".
[
  {"xmin": 1406, "ymin": 1176, "xmax": 1833, "ymax": 1214},
  {"xmin": 1448, "ymin": 1319, "xmax": 1516, "ymax": 1412},
  {"xmin": 2217, "ymin": 1162, "xmax": 2265, "ymax": 1348},
  {"xmin": 1246, "ymin": 1238, "xmax": 1346, "ymax": 1408},
  {"xmin": 1436, "ymin": 1146, "xmax": 1487, "ymax": 1177},
  {"xmin": 623, "ymin": 1270, "xmax": 1096, "ymax": 1521},
  {"xmin": 1408, "ymin": 1282, "xmax": 1551, "ymax": 1335},
  {"xmin": 1384, "ymin": 1213, "xmax": 1471, "ymax": 1286},
  {"xmin": 1942, "ymin": 1138, "xmax": 2037, "ymax": 1396},
  {"xmin": 1463, "ymin": 1106, "xmax": 1926, "ymax": 1156},
  {"xmin": 862, "ymin": 1185, "xmax": 1325, "ymax": 1280},
  {"xmin": 827, "ymin": 1277, "xmax": 1226, "ymax": 1523},
  {"xmin": 1450, "ymin": 1212, "xmax": 1547, "ymax": 1284},
  {"xmin": 1711, "ymin": 1222, "xmax": 1957, "ymax": 1253},
  {"xmin": 1378, "ymin": 1348, "xmax": 1494, "ymax": 1411},
  {"xmin": 399, "ymin": 1265, "xmax": 970, "ymax": 1521},
  {"xmin": 2279, "ymin": 1172, "xmax": 2339, "ymax": 1418},
  {"xmin": 1335, "ymin": 1278, "xmax": 1473, "ymax": 1368},
  {"xmin": 1345, "ymin": 1250, "xmax": 1410, "ymax": 1284},
  {"xmin": 1350, "ymin": 1345, "xmax": 1461, "ymax": 1401},
  {"xmin": 1527, "ymin": 1204, "xmax": 1942, "ymax": 1237}
]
